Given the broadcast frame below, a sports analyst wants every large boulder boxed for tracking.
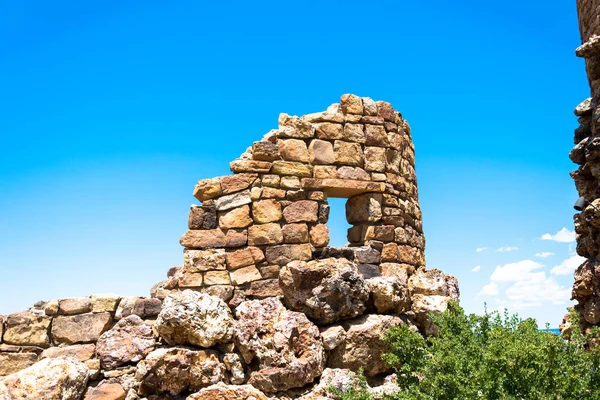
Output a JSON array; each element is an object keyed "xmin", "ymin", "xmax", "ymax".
[
  {"xmin": 154, "ymin": 290, "xmax": 233, "ymax": 347},
  {"xmin": 135, "ymin": 347, "xmax": 226, "ymax": 396},
  {"xmin": 328, "ymin": 314, "xmax": 403, "ymax": 376},
  {"xmin": 96, "ymin": 315, "xmax": 155, "ymax": 370},
  {"xmin": 366, "ymin": 276, "xmax": 411, "ymax": 314},
  {"xmin": 411, "ymin": 294, "xmax": 450, "ymax": 336},
  {"xmin": 187, "ymin": 382, "xmax": 268, "ymax": 399},
  {"xmin": 279, "ymin": 257, "xmax": 369, "ymax": 324},
  {"xmin": 51, "ymin": 312, "xmax": 113, "ymax": 344},
  {"xmin": 0, "ymin": 358, "xmax": 89, "ymax": 400},
  {"xmin": 408, "ymin": 268, "xmax": 459, "ymax": 301},
  {"xmin": 233, "ymin": 297, "xmax": 325, "ymax": 393}
]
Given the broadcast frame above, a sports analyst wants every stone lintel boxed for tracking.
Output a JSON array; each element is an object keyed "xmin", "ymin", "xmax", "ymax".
[{"xmin": 301, "ymin": 178, "xmax": 386, "ymax": 198}]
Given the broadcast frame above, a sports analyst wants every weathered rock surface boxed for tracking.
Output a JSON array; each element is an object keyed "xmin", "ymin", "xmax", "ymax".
[
  {"xmin": 0, "ymin": 358, "xmax": 89, "ymax": 400},
  {"xmin": 3, "ymin": 312, "xmax": 51, "ymax": 347},
  {"xmin": 233, "ymin": 297, "xmax": 325, "ymax": 393},
  {"xmin": 187, "ymin": 382, "xmax": 268, "ymax": 399},
  {"xmin": 96, "ymin": 315, "xmax": 155, "ymax": 370},
  {"xmin": 84, "ymin": 382, "xmax": 126, "ymax": 400},
  {"xmin": 51, "ymin": 312, "xmax": 113, "ymax": 344},
  {"xmin": 279, "ymin": 258, "xmax": 369, "ymax": 324},
  {"xmin": 328, "ymin": 314, "xmax": 403, "ymax": 376},
  {"xmin": 136, "ymin": 347, "xmax": 225, "ymax": 396},
  {"xmin": 155, "ymin": 290, "xmax": 233, "ymax": 348},
  {"xmin": 367, "ymin": 276, "xmax": 411, "ymax": 313},
  {"xmin": 411, "ymin": 294, "xmax": 450, "ymax": 336},
  {"xmin": 41, "ymin": 344, "xmax": 96, "ymax": 362}
]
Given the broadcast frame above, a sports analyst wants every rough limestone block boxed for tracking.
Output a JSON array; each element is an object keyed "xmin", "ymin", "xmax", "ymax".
[
  {"xmin": 229, "ymin": 160, "xmax": 272, "ymax": 173},
  {"xmin": 179, "ymin": 273, "xmax": 204, "ymax": 287},
  {"xmin": 261, "ymin": 174, "xmax": 280, "ymax": 187},
  {"xmin": 346, "ymin": 193, "xmax": 383, "ymax": 224},
  {"xmin": 282, "ymin": 223, "xmax": 309, "ymax": 244},
  {"xmin": 248, "ymin": 223, "xmax": 284, "ymax": 246},
  {"xmin": 252, "ymin": 141, "xmax": 281, "ymax": 161},
  {"xmin": 308, "ymin": 139, "xmax": 335, "ymax": 165},
  {"xmin": 203, "ymin": 271, "xmax": 231, "ymax": 286},
  {"xmin": 3, "ymin": 312, "xmax": 51, "ymax": 348},
  {"xmin": 218, "ymin": 205, "xmax": 253, "ymax": 229},
  {"xmin": 376, "ymin": 101, "xmax": 395, "ymax": 121},
  {"xmin": 343, "ymin": 123, "xmax": 366, "ymax": 143},
  {"xmin": 180, "ymin": 229, "xmax": 247, "ymax": 249},
  {"xmin": 230, "ymin": 266, "xmax": 262, "ymax": 285},
  {"xmin": 365, "ymin": 124, "xmax": 389, "ymax": 147},
  {"xmin": 278, "ymin": 113, "xmax": 316, "ymax": 138},
  {"xmin": 362, "ymin": 97, "xmax": 378, "ymax": 116},
  {"xmin": 280, "ymin": 176, "xmax": 301, "ymax": 190},
  {"xmin": 261, "ymin": 187, "xmax": 286, "ymax": 199},
  {"xmin": 188, "ymin": 205, "xmax": 218, "ymax": 230},
  {"xmin": 315, "ymin": 122, "xmax": 344, "ymax": 140},
  {"xmin": 51, "ymin": 312, "xmax": 113, "ymax": 344},
  {"xmin": 226, "ymin": 248, "xmax": 256, "ymax": 270},
  {"xmin": 193, "ymin": 178, "xmax": 222, "ymax": 202},
  {"xmin": 220, "ymin": 174, "xmax": 258, "ymax": 195},
  {"xmin": 0, "ymin": 352, "xmax": 39, "ymax": 377},
  {"xmin": 309, "ymin": 224, "xmax": 330, "ymax": 247},
  {"xmin": 278, "ymin": 139, "xmax": 310, "ymax": 163},
  {"xmin": 313, "ymin": 165, "xmax": 338, "ymax": 179},
  {"xmin": 282, "ymin": 200, "xmax": 319, "ymax": 223},
  {"xmin": 265, "ymin": 244, "xmax": 312, "ymax": 266},
  {"xmin": 334, "ymin": 141, "xmax": 364, "ymax": 167},
  {"xmin": 184, "ymin": 249, "xmax": 227, "ymax": 272},
  {"xmin": 336, "ymin": 166, "xmax": 370, "ymax": 181},
  {"xmin": 258, "ymin": 265, "xmax": 281, "ymax": 279},
  {"xmin": 215, "ymin": 190, "xmax": 252, "ymax": 211},
  {"xmin": 58, "ymin": 297, "xmax": 92, "ymax": 316},
  {"xmin": 386, "ymin": 149, "xmax": 401, "ymax": 173},
  {"xmin": 90, "ymin": 294, "xmax": 121, "ymax": 313},
  {"xmin": 271, "ymin": 161, "xmax": 313, "ymax": 177},
  {"xmin": 340, "ymin": 94, "xmax": 363, "ymax": 114},
  {"xmin": 364, "ymin": 146, "xmax": 387, "ymax": 172},
  {"xmin": 40, "ymin": 344, "xmax": 96, "ymax": 362}
]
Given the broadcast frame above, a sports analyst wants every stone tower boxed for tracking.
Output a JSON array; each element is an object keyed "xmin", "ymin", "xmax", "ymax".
[{"xmin": 155, "ymin": 94, "xmax": 430, "ymax": 303}]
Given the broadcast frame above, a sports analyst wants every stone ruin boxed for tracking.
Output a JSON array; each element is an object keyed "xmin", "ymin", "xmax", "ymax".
[
  {"xmin": 0, "ymin": 94, "xmax": 458, "ymax": 400},
  {"xmin": 563, "ymin": 1, "xmax": 600, "ymax": 335}
]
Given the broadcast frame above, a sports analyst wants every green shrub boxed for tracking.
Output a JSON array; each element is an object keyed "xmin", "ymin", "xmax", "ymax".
[{"xmin": 335, "ymin": 302, "xmax": 600, "ymax": 400}]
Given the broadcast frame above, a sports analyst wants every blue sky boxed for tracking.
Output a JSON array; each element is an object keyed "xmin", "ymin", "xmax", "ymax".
[{"xmin": 0, "ymin": 1, "xmax": 588, "ymax": 326}]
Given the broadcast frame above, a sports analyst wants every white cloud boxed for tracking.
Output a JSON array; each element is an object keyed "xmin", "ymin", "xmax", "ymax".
[
  {"xmin": 535, "ymin": 252, "xmax": 554, "ymax": 258},
  {"xmin": 550, "ymin": 254, "xmax": 586, "ymax": 276},
  {"xmin": 472, "ymin": 265, "xmax": 481, "ymax": 272},
  {"xmin": 478, "ymin": 282, "xmax": 499, "ymax": 296},
  {"xmin": 497, "ymin": 246, "xmax": 519, "ymax": 252},
  {"xmin": 541, "ymin": 227, "xmax": 576, "ymax": 243},
  {"xmin": 476, "ymin": 247, "xmax": 487, "ymax": 253},
  {"xmin": 505, "ymin": 272, "xmax": 570, "ymax": 306},
  {"xmin": 490, "ymin": 260, "xmax": 543, "ymax": 282}
]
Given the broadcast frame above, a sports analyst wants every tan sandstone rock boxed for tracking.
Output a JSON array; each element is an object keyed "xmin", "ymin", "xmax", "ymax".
[
  {"xmin": 41, "ymin": 344, "xmax": 96, "ymax": 362},
  {"xmin": 252, "ymin": 199, "xmax": 282, "ymax": 223},
  {"xmin": 51, "ymin": 312, "xmax": 113, "ymax": 344},
  {"xmin": 3, "ymin": 312, "xmax": 51, "ymax": 348},
  {"xmin": 346, "ymin": 193, "xmax": 382, "ymax": 224},
  {"xmin": 184, "ymin": 249, "xmax": 226, "ymax": 272},
  {"xmin": 283, "ymin": 200, "xmax": 318, "ymax": 223},
  {"xmin": 84, "ymin": 382, "xmax": 126, "ymax": 400}
]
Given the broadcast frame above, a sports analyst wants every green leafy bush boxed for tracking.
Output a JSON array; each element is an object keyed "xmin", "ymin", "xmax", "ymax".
[{"xmin": 336, "ymin": 302, "xmax": 600, "ymax": 400}]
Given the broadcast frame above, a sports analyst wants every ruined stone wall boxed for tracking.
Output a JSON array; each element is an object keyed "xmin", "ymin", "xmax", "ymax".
[
  {"xmin": 152, "ymin": 94, "xmax": 427, "ymax": 304},
  {"xmin": 0, "ymin": 95, "xmax": 458, "ymax": 400},
  {"xmin": 566, "ymin": 1, "xmax": 600, "ymax": 334}
]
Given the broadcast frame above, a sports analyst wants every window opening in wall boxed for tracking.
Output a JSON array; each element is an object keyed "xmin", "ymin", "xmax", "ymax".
[{"xmin": 326, "ymin": 197, "xmax": 352, "ymax": 247}]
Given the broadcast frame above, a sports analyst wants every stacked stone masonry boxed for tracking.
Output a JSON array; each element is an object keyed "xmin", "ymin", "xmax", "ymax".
[
  {"xmin": 564, "ymin": 1, "xmax": 600, "ymax": 335},
  {"xmin": 0, "ymin": 94, "xmax": 458, "ymax": 400}
]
